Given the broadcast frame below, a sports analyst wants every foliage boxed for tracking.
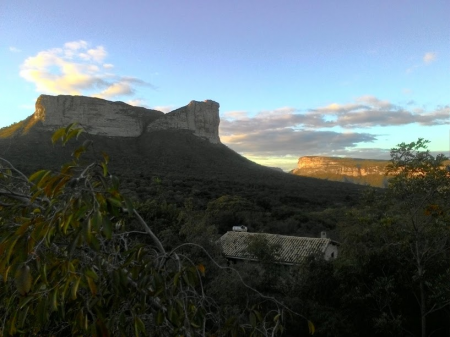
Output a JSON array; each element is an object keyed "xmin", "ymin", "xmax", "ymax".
[
  {"xmin": 337, "ymin": 138, "xmax": 450, "ymax": 336},
  {"xmin": 0, "ymin": 124, "xmax": 299, "ymax": 336}
]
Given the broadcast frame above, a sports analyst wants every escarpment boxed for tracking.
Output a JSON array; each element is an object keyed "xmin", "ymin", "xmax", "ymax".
[
  {"xmin": 29, "ymin": 95, "xmax": 221, "ymax": 143},
  {"xmin": 146, "ymin": 100, "xmax": 220, "ymax": 144},
  {"xmin": 291, "ymin": 156, "xmax": 391, "ymax": 187}
]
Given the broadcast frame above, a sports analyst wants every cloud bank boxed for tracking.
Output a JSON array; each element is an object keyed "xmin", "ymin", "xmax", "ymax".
[
  {"xmin": 20, "ymin": 40, "xmax": 154, "ymax": 100},
  {"xmin": 220, "ymin": 95, "xmax": 449, "ymax": 162}
]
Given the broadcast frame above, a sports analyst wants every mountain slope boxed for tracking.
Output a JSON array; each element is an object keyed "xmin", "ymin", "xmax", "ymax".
[{"xmin": 0, "ymin": 95, "xmax": 367, "ymax": 210}]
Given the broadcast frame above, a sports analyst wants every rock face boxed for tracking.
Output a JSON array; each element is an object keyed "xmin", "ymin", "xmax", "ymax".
[
  {"xmin": 146, "ymin": 100, "xmax": 220, "ymax": 144},
  {"xmin": 34, "ymin": 95, "xmax": 163, "ymax": 137},
  {"xmin": 291, "ymin": 156, "xmax": 391, "ymax": 187},
  {"xmin": 31, "ymin": 95, "xmax": 221, "ymax": 143},
  {"xmin": 294, "ymin": 156, "xmax": 389, "ymax": 176}
]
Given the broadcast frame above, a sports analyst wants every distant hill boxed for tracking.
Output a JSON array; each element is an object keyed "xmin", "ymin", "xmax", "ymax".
[
  {"xmin": 290, "ymin": 156, "xmax": 390, "ymax": 187},
  {"xmin": 290, "ymin": 156, "xmax": 450, "ymax": 188}
]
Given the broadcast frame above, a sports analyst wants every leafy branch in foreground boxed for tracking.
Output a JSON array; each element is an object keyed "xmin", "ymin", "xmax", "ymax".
[{"xmin": 0, "ymin": 124, "xmax": 308, "ymax": 336}]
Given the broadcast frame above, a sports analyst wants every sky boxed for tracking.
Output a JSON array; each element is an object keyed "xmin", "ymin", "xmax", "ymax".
[{"xmin": 1, "ymin": 0, "xmax": 449, "ymax": 171}]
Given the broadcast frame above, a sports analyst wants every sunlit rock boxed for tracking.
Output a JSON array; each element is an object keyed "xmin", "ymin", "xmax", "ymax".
[
  {"xmin": 32, "ymin": 95, "xmax": 221, "ymax": 143},
  {"xmin": 146, "ymin": 100, "xmax": 221, "ymax": 144}
]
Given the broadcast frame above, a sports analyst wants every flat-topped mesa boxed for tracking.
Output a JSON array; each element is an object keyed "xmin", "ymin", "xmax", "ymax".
[
  {"xmin": 294, "ymin": 156, "xmax": 389, "ymax": 177},
  {"xmin": 146, "ymin": 100, "xmax": 221, "ymax": 144},
  {"xmin": 291, "ymin": 156, "xmax": 392, "ymax": 187},
  {"xmin": 33, "ymin": 95, "xmax": 163, "ymax": 137},
  {"xmin": 31, "ymin": 95, "xmax": 221, "ymax": 143}
]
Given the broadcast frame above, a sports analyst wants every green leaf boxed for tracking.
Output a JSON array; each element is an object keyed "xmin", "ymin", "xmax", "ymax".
[
  {"xmin": 84, "ymin": 268, "xmax": 99, "ymax": 281},
  {"xmin": 308, "ymin": 320, "xmax": 315, "ymax": 335},
  {"xmin": 124, "ymin": 196, "xmax": 134, "ymax": 215},
  {"xmin": 9, "ymin": 310, "xmax": 17, "ymax": 335},
  {"xmin": 135, "ymin": 316, "xmax": 145, "ymax": 334},
  {"xmin": 71, "ymin": 276, "xmax": 81, "ymax": 300},
  {"xmin": 86, "ymin": 276, "xmax": 97, "ymax": 296},
  {"xmin": 101, "ymin": 162, "xmax": 108, "ymax": 177},
  {"xmin": 50, "ymin": 288, "xmax": 58, "ymax": 311},
  {"xmin": 90, "ymin": 211, "xmax": 102, "ymax": 232},
  {"xmin": 69, "ymin": 228, "xmax": 82, "ymax": 257},
  {"xmin": 40, "ymin": 263, "xmax": 48, "ymax": 285},
  {"xmin": 102, "ymin": 216, "xmax": 113, "ymax": 239},
  {"xmin": 83, "ymin": 219, "xmax": 92, "ymax": 243},
  {"xmin": 249, "ymin": 311, "xmax": 257, "ymax": 328},
  {"xmin": 72, "ymin": 146, "xmax": 86, "ymax": 160},
  {"xmin": 107, "ymin": 197, "xmax": 122, "ymax": 208},
  {"xmin": 19, "ymin": 295, "xmax": 34, "ymax": 309},
  {"xmin": 18, "ymin": 305, "xmax": 30, "ymax": 329},
  {"xmin": 89, "ymin": 235, "xmax": 101, "ymax": 251},
  {"xmin": 273, "ymin": 313, "xmax": 281, "ymax": 322},
  {"xmin": 155, "ymin": 310, "xmax": 164, "ymax": 326},
  {"xmin": 65, "ymin": 122, "xmax": 77, "ymax": 133},
  {"xmin": 63, "ymin": 128, "xmax": 83, "ymax": 145},
  {"xmin": 51, "ymin": 127, "xmax": 66, "ymax": 144},
  {"xmin": 62, "ymin": 214, "xmax": 74, "ymax": 234},
  {"xmin": 102, "ymin": 151, "xmax": 109, "ymax": 164},
  {"xmin": 15, "ymin": 264, "xmax": 32, "ymax": 296},
  {"xmin": 29, "ymin": 169, "xmax": 50, "ymax": 184}
]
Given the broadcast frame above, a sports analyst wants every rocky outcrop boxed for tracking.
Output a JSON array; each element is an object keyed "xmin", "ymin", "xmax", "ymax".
[
  {"xmin": 291, "ymin": 156, "xmax": 391, "ymax": 187},
  {"xmin": 33, "ymin": 95, "xmax": 163, "ymax": 137},
  {"xmin": 146, "ymin": 100, "xmax": 220, "ymax": 144},
  {"xmin": 294, "ymin": 156, "xmax": 389, "ymax": 176},
  {"xmin": 291, "ymin": 156, "xmax": 450, "ymax": 188},
  {"xmin": 30, "ymin": 95, "xmax": 221, "ymax": 143}
]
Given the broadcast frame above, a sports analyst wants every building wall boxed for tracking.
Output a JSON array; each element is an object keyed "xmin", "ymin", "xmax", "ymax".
[{"xmin": 324, "ymin": 244, "xmax": 338, "ymax": 261}]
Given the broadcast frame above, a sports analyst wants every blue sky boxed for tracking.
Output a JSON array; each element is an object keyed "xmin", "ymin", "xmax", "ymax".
[{"xmin": 1, "ymin": 0, "xmax": 449, "ymax": 170}]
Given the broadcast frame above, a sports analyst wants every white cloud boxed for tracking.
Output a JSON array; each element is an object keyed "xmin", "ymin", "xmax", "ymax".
[
  {"xmin": 127, "ymin": 99, "xmax": 148, "ymax": 107},
  {"xmin": 64, "ymin": 40, "xmax": 88, "ymax": 50},
  {"xmin": 9, "ymin": 46, "xmax": 21, "ymax": 53},
  {"xmin": 19, "ymin": 40, "xmax": 153, "ymax": 99},
  {"xmin": 407, "ymin": 52, "xmax": 437, "ymax": 73},
  {"xmin": 79, "ymin": 46, "xmax": 107, "ymax": 63},
  {"xmin": 423, "ymin": 52, "xmax": 437, "ymax": 64},
  {"xmin": 220, "ymin": 96, "xmax": 450, "ymax": 160},
  {"xmin": 222, "ymin": 110, "xmax": 250, "ymax": 120},
  {"xmin": 152, "ymin": 105, "xmax": 174, "ymax": 113},
  {"xmin": 94, "ymin": 82, "xmax": 134, "ymax": 99}
]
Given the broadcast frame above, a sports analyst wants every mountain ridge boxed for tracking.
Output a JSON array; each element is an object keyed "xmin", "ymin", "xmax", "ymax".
[{"xmin": 3, "ymin": 94, "xmax": 220, "ymax": 143}]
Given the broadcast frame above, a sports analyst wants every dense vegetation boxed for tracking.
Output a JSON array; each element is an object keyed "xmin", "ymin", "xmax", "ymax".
[
  {"xmin": 0, "ymin": 121, "xmax": 449, "ymax": 336},
  {"xmin": 0, "ymin": 125, "xmax": 310, "ymax": 336}
]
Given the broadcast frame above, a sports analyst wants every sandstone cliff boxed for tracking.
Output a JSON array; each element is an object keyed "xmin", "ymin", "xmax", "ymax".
[
  {"xmin": 27, "ymin": 95, "xmax": 221, "ymax": 143},
  {"xmin": 146, "ymin": 100, "xmax": 220, "ymax": 144},
  {"xmin": 291, "ymin": 156, "xmax": 391, "ymax": 187}
]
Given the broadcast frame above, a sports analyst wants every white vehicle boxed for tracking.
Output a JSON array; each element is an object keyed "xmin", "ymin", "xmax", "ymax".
[{"xmin": 232, "ymin": 225, "xmax": 248, "ymax": 232}]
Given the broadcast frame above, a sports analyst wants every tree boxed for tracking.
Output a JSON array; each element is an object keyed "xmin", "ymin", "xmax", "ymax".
[
  {"xmin": 386, "ymin": 139, "xmax": 450, "ymax": 337},
  {"xmin": 340, "ymin": 138, "xmax": 450, "ymax": 336},
  {"xmin": 0, "ymin": 124, "xmax": 303, "ymax": 336}
]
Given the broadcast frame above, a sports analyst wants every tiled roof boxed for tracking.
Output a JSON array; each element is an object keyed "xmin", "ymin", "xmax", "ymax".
[{"xmin": 219, "ymin": 231, "xmax": 335, "ymax": 265}]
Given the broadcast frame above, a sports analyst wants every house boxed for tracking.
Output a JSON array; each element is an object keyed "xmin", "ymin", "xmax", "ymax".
[{"xmin": 219, "ymin": 231, "xmax": 339, "ymax": 265}]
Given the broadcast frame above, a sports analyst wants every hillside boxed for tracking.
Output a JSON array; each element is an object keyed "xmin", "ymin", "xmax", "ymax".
[{"xmin": 0, "ymin": 95, "xmax": 369, "ymax": 237}]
